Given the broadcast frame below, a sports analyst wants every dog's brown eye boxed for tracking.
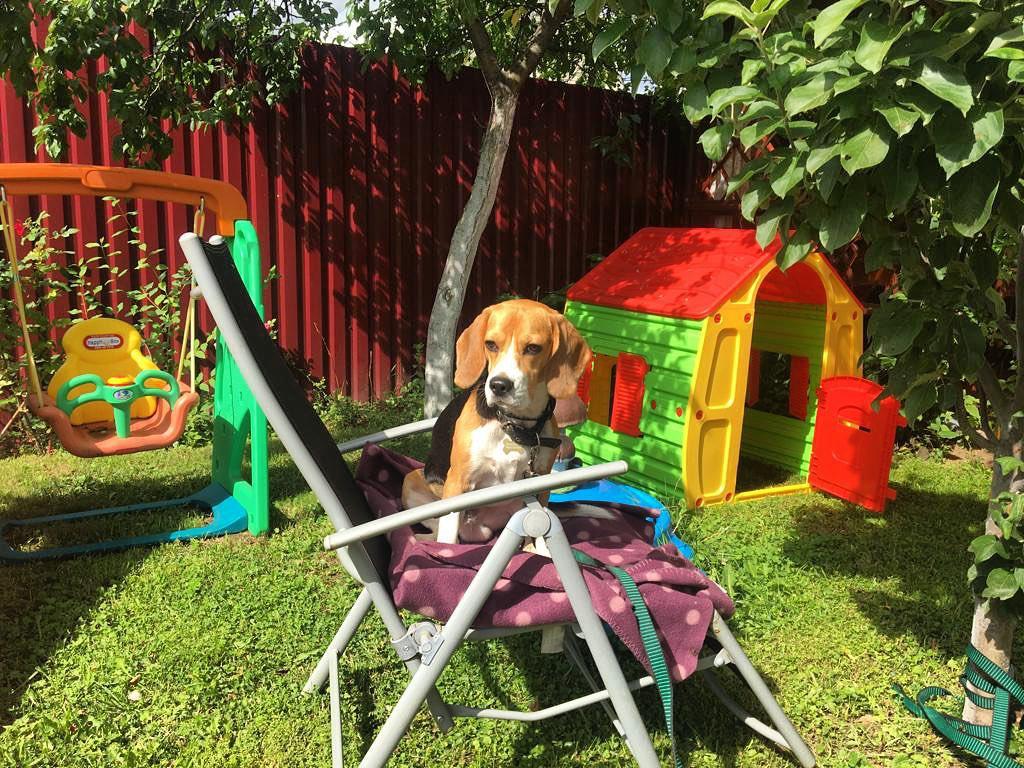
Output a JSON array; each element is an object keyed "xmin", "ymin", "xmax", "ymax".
[
  {"xmin": 524, "ymin": 343, "xmax": 542, "ymax": 355},
  {"xmin": 485, "ymin": 341, "xmax": 499, "ymax": 353}
]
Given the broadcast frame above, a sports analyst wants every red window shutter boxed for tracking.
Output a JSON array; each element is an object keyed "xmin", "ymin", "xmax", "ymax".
[
  {"xmin": 609, "ymin": 352, "xmax": 649, "ymax": 437},
  {"xmin": 577, "ymin": 358, "xmax": 593, "ymax": 405},
  {"xmin": 789, "ymin": 356, "xmax": 810, "ymax": 420},
  {"xmin": 746, "ymin": 349, "xmax": 761, "ymax": 406}
]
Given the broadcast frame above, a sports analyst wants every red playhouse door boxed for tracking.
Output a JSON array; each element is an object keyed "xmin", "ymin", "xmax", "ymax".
[{"xmin": 808, "ymin": 377, "xmax": 905, "ymax": 513}]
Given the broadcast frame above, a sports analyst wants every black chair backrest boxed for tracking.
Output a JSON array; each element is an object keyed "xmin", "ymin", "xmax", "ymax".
[{"xmin": 197, "ymin": 237, "xmax": 392, "ymax": 585}]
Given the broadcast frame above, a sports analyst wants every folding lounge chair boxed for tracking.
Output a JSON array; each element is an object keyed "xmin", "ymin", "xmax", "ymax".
[{"xmin": 179, "ymin": 232, "xmax": 817, "ymax": 768}]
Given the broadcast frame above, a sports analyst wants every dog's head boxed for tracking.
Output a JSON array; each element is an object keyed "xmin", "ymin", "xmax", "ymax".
[{"xmin": 454, "ymin": 300, "xmax": 591, "ymax": 415}]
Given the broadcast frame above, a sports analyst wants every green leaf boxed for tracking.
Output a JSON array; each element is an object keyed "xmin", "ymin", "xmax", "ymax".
[
  {"xmin": 912, "ymin": 59, "xmax": 974, "ymax": 116},
  {"xmin": 854, "ymin": 19, "xmax": 901, "ymax": 73},
  {"xmin": 1010, "ymin": 60, "xmax": 1024, "ymax": 83},
  {"xmin": 574, "ymin": 0, "xmax": 595, "ymax": 16},
  {"xmin": 770, "ymin": 154, "xmax": 803, "ymax": 197},
  {"xmin": 952, "ymin": 315, "xmax": 986, "ymax": 375},
  {"xmin": 985, "ymin": 46, "xmax": 1024, "ymax": 60},
  {"xmin": 833, "ymin": 72, "xmax": 869, "ymax": 96},
  {"xmin": 668, "ymin": 45, "xmax": 696, "ymax": 75},
  {"xmin": 756, "ymin": 198, "xmax": 792, "ymax": 248},
  {"xmin": 840, "ymin": 123, "xmax": 891, "ymax": 174},
  {"xmin": 649, "ymin": 0, "xmax": 683, "ymax": 32},
  {"xmin": 933, "ymin": 105, "xmax": 1004, "ymax": 178},
  {"xmin": 682, "ymin": 82, "xmax": 709, "ymax": 122},
  {"xmin": 995, "ymin": 456, "xmax": 1024, "ymax": 475},
  {"xmin": 983, "ymin": 568, "xmax": 1020, "ymax": 600},
  {"xmin": 899, "ymin": 85, "xmax": 943, "ymax": 126},
  {"xmin": 702, "ymin": 0, "xmax": 755, "ymax": 27},
  {"xmin": 740, "ymin": 180, "xmax": 772, "ymax": 221},
  {"xmin": 593, "ymin": 19, "xmax": 631, "ymax": 61},
  {"xmin": 776, "ymin": 225, "xmax": 813, "ymax": 270},
  {"xmin": 638, "ymin": 26, "xmax": 674, "ymax": 79},
  {"xmin": 870, "ymin": 299, "xmax": 923, "ymax": 356},
  {"xmin": 984, "ymin": 26, "xmax": 1024, "ymax": 57},
  {"xmin": 784, "ymin": 73, "xmax": 837, "ymax": 116},
  {"xmin": 820, "ymin": 181, "xmax": 867, "ymax": 252},
  {"xmin": 709, "ymin": 85, "xmax": 760, "ymax": 116},
  {"xmin": 969, "ymin": 534, "xmax": 1010, "ymax": 561},
  {"xmin": 884, "ymin": 142, "xmax": 918, "ymax": 214},
  {"xmin": 949, "ymin": 155, "xmax": 1001, "ymax": 237},
  {"xmin": 812, "ymin": 0, "xmax": 866, "ymax": 48},
  {"xmin": 904, "ymin": 383, "xmax": 937, "ymax": 423},
  {"xmin": 739, "ymin": 118, "xmax": 781, "ymax": 150},
  {"xmin": 700, "ymin": 123, "xmax": 733, "ymax": 161},
  {"xmin": 817, "ymin": 156, "xmax": 841, "ymax": 202},
  {"xmin": 875, "ymin": 104, "xmax": 919, "ymax": 137},
  {"xmin": 741, "ymin": 58, "xmax": 765, "ymax": 84},
  {"xmin": 807, "ymin": 144, "xmax": 841, "ymax": 175}
]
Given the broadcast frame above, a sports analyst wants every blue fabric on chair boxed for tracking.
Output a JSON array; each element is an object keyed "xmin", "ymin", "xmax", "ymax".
[{"xmin": 550, "ymin": 479, "xmax": 695, "ymax": 560}]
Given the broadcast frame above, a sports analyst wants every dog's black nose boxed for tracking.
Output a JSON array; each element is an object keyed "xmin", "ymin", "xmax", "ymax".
[{"xmin": 489, "ymin": 376, "xmax": 512, "ymax": 396}]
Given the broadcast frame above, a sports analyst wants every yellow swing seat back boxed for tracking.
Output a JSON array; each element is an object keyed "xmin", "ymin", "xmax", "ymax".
[{"xmin": 48, "ymin": 318, "xmax": 162, "ymax": 426}]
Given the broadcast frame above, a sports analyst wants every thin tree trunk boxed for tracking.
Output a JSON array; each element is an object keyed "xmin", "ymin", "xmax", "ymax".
[
  {"xmin": 964, "ymin": 450, "xmax": 1019, "ymax": 724},
  {"xmin": 423, "ymin": 84, "xmax": 519, "ymax": 416}
]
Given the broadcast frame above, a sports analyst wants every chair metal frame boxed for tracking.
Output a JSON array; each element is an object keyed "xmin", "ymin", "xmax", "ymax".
[{"xmin": 180, "ymin": 231, "xmax": 816, "ymax": 768}]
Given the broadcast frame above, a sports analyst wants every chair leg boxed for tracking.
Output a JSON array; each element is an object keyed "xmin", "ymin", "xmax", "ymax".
[
  {"xmin": 360, "ymin": 518, "xmax": 528, "ymax": 767},
  {"xmin": 543, "ymin": 509, "xmax": 662, "ymax": 768},
  {"xmin": 305, "ymin": 588, "xmax": 373, "ymax": 693},
  {"xmin": 562, "ymin": 631, "xmax": 627, "ymax": 739},
  {"xmin": 329, "ymin": 646, "xmax": 345, "ymax": 768},
  {"xmin": 709, "ymin": 613, "xmax": 816, "ymax": 768}
]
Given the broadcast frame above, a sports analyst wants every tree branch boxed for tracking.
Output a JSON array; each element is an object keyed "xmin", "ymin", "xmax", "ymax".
[
  {"xmin": 509, "ymin": 0, "xmax": 573, "ymax": 87},
  {"xmin": 979, "ymin": 359, "xmax": 1012, "ymax": 428},
  {"xmin": 977, "ymin": 385, "xmax": 1000, "ymax": 446},
  {"xmin": 1014, "ymin": 229, "xmax": 1024, "ymax": 409},
  {"xmin": 955, "ymin": 384, "xmax": 997, "ymax": 452},
  {"xmin": 458, "ymin": 0, "xmax": 505, "ymax": 87}
]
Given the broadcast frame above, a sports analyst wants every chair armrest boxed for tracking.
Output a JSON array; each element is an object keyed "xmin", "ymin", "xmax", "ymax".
[
  {"xmin": 322, "ymin": 460, "xmax": 629, "ymax": 551},
  {"xmin": 336, "ymin": 417, "xmax": 438, "ymax": 454}
]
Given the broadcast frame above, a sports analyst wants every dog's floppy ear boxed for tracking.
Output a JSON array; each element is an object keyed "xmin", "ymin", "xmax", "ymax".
[
  {"xmin": 546, "ymin": 314, "xmax": 592, "ymax": 399},
  {"xmin": 454, "ymin": 307, "xmax": 493, "ymax": 388}
]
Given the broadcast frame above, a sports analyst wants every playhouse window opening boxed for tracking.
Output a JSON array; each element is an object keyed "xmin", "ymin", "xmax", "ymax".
[
  {"xmin": 746, "ymin": 350, "xmax": 810, "ymax": 421},
  {"xmin": 583, "ymin": 351, "xmax": 648, "ymax": 437}
]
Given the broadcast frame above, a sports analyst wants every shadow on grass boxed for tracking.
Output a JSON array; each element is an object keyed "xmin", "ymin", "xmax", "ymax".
[
  {"xmin": 0, "ymin": 471, "xmax": 207, "ymax": 728},
  {"xmin": 0, "ymin": 448, "xmax": 305, "ymax": 730},
  {"xmin": 781, "ymin": 470, "xmax": 984, "ymax": 660}
]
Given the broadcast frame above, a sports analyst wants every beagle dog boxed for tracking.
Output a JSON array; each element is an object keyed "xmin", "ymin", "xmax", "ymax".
[{"xmin": 402, "ymin": 299, "xmax": 592, "ymax": 543}]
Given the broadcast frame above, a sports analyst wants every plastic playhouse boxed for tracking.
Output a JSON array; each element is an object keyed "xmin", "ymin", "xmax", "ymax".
[
  {"xmin": 565, "ymin": 227, "xmax": 903, "ymax": 513},
  {"xmin": 0, "ymin": 163, "xmax": 270, "ymax": 559}
]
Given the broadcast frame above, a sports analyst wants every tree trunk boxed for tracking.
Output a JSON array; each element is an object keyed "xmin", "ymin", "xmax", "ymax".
[
  {"xmin": 964, "ymin": 453, "xmax": 1018, "ymax": 724},
  {"xmin": 423, "ymin": 83, "xmax": 519, "ymax": 416}
]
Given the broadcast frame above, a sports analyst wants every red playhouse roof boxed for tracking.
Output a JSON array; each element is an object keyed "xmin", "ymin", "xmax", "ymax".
[{"xmin": 567, "ymin": 227, "xmax": 854, "ymax": 320}]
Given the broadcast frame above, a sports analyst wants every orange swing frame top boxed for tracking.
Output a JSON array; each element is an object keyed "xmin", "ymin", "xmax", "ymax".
[{"xmin": 1, "ymin": 163, "xmax": 248, "ymax": 457}]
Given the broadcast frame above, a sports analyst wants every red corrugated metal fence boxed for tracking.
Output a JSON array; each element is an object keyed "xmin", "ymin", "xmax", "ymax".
[{"xmin": 1, "ymin": 43, "xmax": 728, "ymax": 399}]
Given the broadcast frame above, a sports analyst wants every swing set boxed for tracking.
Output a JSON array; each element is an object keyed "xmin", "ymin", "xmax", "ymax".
[{"xmin": 0, "ymin": 163, "xmax": 269, "ymax": 560}]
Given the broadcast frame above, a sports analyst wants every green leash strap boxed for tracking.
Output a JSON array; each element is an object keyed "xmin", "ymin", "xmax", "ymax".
[
  {"xmin": 894, "ymin": 644, "xmax": 1024, "ymax": 768},
  {"xmin": 572, "ymin": 548, "xmax": 681, "ymax": 768}
]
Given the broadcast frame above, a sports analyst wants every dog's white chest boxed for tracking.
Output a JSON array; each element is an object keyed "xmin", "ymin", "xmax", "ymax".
[{"xmin": 467, "ymin": 421, "xmax": 533, "ymax": 488}]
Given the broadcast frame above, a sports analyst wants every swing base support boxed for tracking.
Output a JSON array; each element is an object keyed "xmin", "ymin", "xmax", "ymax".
[{"xmin": 0, "ymin": 482, "xmax": 249, "ymax": 561}]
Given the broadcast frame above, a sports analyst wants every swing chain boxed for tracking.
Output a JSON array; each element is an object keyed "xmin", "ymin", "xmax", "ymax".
[
  {"xmin": 177, "ymin": 197, "xmax": 204, "ymax": 388},
  {"xmin": 1, "ymin": 184, "xmax": 45, "ymax": 409}
]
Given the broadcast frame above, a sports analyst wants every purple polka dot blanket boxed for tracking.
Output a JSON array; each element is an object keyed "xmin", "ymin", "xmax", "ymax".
[{"xmin": 355, "ymin": 445, "xmax": 735, "ymax": 682}]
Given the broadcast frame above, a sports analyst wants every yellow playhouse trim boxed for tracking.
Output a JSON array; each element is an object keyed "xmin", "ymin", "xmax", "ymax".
[{"xmin": 679, "ymin": 251, "xmax": 863, "ymax": 508}]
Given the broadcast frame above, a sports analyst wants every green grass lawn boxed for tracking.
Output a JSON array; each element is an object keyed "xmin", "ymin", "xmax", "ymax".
[{"xmin": 0, "ymin": 410, "xmax": 1006, "ymax": 767}]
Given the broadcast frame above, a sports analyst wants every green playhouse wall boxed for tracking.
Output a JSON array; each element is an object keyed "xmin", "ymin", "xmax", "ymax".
[
  {"xmin": 563, "ymin": 300, "xmax": 702, "ymax": 497},
  {"xmin": 740, "ymin": 300, "xmax": 826, "ymax": 476}
]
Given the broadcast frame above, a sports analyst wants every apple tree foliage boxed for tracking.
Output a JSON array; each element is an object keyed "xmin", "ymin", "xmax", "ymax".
[
  {"xmin": 587, "ymin": 0, "xmax": 1024, "ymax": 667},
  {"xmin": 0, "ymin": 1, "xmax": 337, "ymax": 163}
]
